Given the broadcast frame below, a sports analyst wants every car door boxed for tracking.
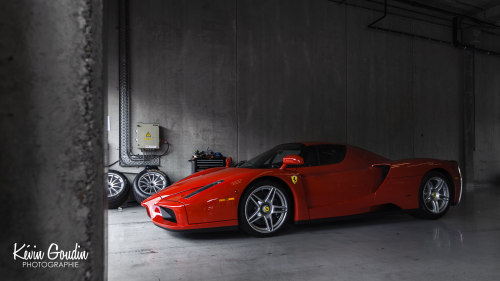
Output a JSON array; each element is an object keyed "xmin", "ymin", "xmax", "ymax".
[{"xmin": 297, "ymin": 145, "xmax": 374, "ymax": 219}]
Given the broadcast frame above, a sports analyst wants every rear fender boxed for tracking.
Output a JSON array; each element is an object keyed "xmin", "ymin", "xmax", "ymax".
[{"xmin": 373, "ymin": 159, "xmax": 462, "ymax": 208}]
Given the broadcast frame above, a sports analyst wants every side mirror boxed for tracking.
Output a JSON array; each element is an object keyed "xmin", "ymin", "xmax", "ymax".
[
  {"xmin": 225, "ymin": 157, "xmax": 232, "ymax": 167},
  {"xmin": 280, "ymin": 155, "xmax": 304, "ymax": 170}
]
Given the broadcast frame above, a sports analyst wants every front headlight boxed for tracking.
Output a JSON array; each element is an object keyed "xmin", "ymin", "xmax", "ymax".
[{"xmin": 184, "ymin": 180, "xmax": 224, "ymax": 199}]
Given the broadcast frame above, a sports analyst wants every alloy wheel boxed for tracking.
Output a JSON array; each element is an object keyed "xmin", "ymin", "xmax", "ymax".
[
  {"xmin": 108, "ymin": 173, "xmax": 125, "ymax": 197},
  {"xmin": 422, "ymin": 176, "xmax": 450, "ymax": 214},
  {"xmin": 137, "ymin": 171, "xmax": 168, "ymax": 195},
  {"xmin": 244, "ymin": 185, "xmax": 288, "ymax": 234}
]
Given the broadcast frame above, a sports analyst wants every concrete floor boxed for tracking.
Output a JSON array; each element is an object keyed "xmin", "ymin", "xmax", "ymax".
[{"xmin": 108, "ymin": 186, "xmax": 500, "ymax": 281}]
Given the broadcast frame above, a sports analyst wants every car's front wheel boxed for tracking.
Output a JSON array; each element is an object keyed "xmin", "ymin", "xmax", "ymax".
[
  {"xmin": 239, "ymin": 180, "xmax": 291, "ymax": 237},
  {"xmin": 415, "ymin": 171, "xmax": 451, "ymax": 219}
]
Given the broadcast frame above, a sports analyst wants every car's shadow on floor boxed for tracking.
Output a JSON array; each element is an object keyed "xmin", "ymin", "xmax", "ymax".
[{"xmin": 170, "ymin": 211, "xmax": 418, "ymax": 241}]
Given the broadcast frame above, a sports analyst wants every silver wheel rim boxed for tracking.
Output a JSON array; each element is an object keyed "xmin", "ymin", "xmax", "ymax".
[
  {"xmin": 137, "ymin": 171, "xmax": 167, "ymax": 195},
  {"xmin": 108, "ymin": 173, "xmax": 125, "ymax": 197},
  {"xmin": 245, "ymin": 185, "xmax": 288, "ymax": 234},
  {"xmin": 423, "ymin": 176, "xmax": 450, "ymax": 214}
]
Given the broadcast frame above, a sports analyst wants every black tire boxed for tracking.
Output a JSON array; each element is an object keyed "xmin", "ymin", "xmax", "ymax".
[
  {"xmin": 238, "ymin": 180, "xmax": 292, "ymax": 237},
  {"xmin": 107, "ymin": 170, "xmax": 130, "ymax": 209},
  {"xmin": 132, "ymin": 168, "xmax": 170, "ymax": 203},
  {"xmin": 414, "ymin": 171, "xmax": 452, "ymax": 219}
]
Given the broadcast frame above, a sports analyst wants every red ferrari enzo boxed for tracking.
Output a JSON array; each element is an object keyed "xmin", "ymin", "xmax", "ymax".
[{"xmin": 142, "ymin": 143, "xmax": 462, "ymax": 236}]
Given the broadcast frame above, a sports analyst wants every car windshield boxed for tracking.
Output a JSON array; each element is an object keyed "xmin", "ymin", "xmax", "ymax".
[{"xmin": 238, "ymin": 143, "xmax": 304, "ymax": 169}]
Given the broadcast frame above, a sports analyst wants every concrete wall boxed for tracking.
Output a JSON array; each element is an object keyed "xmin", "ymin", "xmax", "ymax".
[
  {"xmin": 237, "ymin": 0, "xmax": 347, "ymax": 159},
  {"xmin": 107, "ymin": 0, "xmax": 238, "ymax": 179},
  {"xmin": 0, "ymin": 0, "xmax": 105, "ymax": 280},
  {"xmin": 475, "ymin": 54, "xmax": 500, "ymax": 184},
  {"xmin": 107, "ymin": 0, "xmax": 500, "ymax": 184}
]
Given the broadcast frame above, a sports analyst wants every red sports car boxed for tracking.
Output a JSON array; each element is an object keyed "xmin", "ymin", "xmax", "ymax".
[{"xmin": 142, "ymin": 142, "xmax": 462, "ymax": 236}]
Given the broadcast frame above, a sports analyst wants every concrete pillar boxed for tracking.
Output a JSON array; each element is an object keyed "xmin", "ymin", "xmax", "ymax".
[{"xmin": 0, "ymin": 1, "xmax": 105, "ymax": 280}]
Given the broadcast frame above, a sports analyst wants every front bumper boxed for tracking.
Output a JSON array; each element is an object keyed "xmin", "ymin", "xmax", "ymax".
[{"xmin": 141, "ymin": 199, "xmax": 237, "ymax": 231}]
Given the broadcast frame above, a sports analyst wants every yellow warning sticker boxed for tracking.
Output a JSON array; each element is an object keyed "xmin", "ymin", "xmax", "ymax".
[
  {"xmin": 145, "ymin": 132, "xmax": 151, "ymax": 140},
  {"xmin": 291, "ymin": 175, "xmax": 298, "ymax": 184}
]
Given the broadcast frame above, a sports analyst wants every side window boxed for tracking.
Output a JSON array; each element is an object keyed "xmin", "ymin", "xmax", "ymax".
[
  {"xmin": 301, "ymin": 146, "xmax": 319, "ymax": 167},
  {"xmin": 318, "ymin": 145, "xmax": 346, "ymax": 165}
]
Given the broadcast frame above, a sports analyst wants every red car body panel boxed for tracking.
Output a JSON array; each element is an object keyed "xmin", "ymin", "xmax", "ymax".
[{"xmin": 142, "ymin": 143, "xmax": 462, "ymax": 231}]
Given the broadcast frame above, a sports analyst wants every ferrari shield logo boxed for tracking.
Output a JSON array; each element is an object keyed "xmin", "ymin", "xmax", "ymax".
[{"xmin": 291, "ymin": 175, "xmax": 298, "ymax": 184}]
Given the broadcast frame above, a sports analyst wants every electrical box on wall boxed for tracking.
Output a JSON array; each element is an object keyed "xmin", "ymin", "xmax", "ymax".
[{"xmin": 136, "ymin": 123, "xmax": 160, "ymax": 149}]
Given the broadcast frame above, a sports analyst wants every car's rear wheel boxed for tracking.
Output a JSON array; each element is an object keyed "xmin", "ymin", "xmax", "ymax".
[
  {"xmin": 107, "ymin": 170, "xmax": 130, "ymax": 209},
  {"xmin": 132, "ymin": 168, "xmax": 170, "ymax": 203},
  {"xmin": 415, "ymin": 171, "xmax": 451, "ymax": 219},
  {"xmin": 239, "ymin": 180, "xmax": 291, "ymax": 237}
]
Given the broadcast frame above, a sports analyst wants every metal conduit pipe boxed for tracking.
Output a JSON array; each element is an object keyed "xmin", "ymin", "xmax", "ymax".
[
  {"xmin": 118, "ymin": 0, "xmax": 159, "ymax": 167},
  {"xmin": 364, "ymin": 0, "xmax": 500, "ymax": 56},
  {"xmin": 330, "ymin": 0, "xmax": 453, "ymax": 27},
  {"xmin": 366, "ymin": 0, "xmax": 453, "ymax": 45},
  {"xmin": 453, "ymin": 16, "xmax": 500, "ymax": 56},
  {"xmin": 394, "ymin": 0, "xmax": 500, "ymax": 28}
]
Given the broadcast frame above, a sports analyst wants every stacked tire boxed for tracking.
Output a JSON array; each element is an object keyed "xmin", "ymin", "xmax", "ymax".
[
  {"xmin": 107, "ymin": 170, "xmax": 130, "ymax": 209},
  {"xmin": 107, "ymin": 167, "xmax": 171, "ymax": 208},
  {"xmin": 132, "ymin": 168, "xmax": 171, "ymax": 203}
]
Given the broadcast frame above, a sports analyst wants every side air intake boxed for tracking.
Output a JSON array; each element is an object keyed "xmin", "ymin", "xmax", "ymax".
[{"xmin": 372, "ymin": 164, "xmax": 391, "ymax": 193}]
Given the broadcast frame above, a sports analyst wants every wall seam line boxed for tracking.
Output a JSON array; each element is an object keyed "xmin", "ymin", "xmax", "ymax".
[
  {"xmin": 345, "ymin": 4, "xmax": 348, "ymax": 143},
  {"xmin": 235, "ymin": 0, "xmax": 239, "ymax": 161}
]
